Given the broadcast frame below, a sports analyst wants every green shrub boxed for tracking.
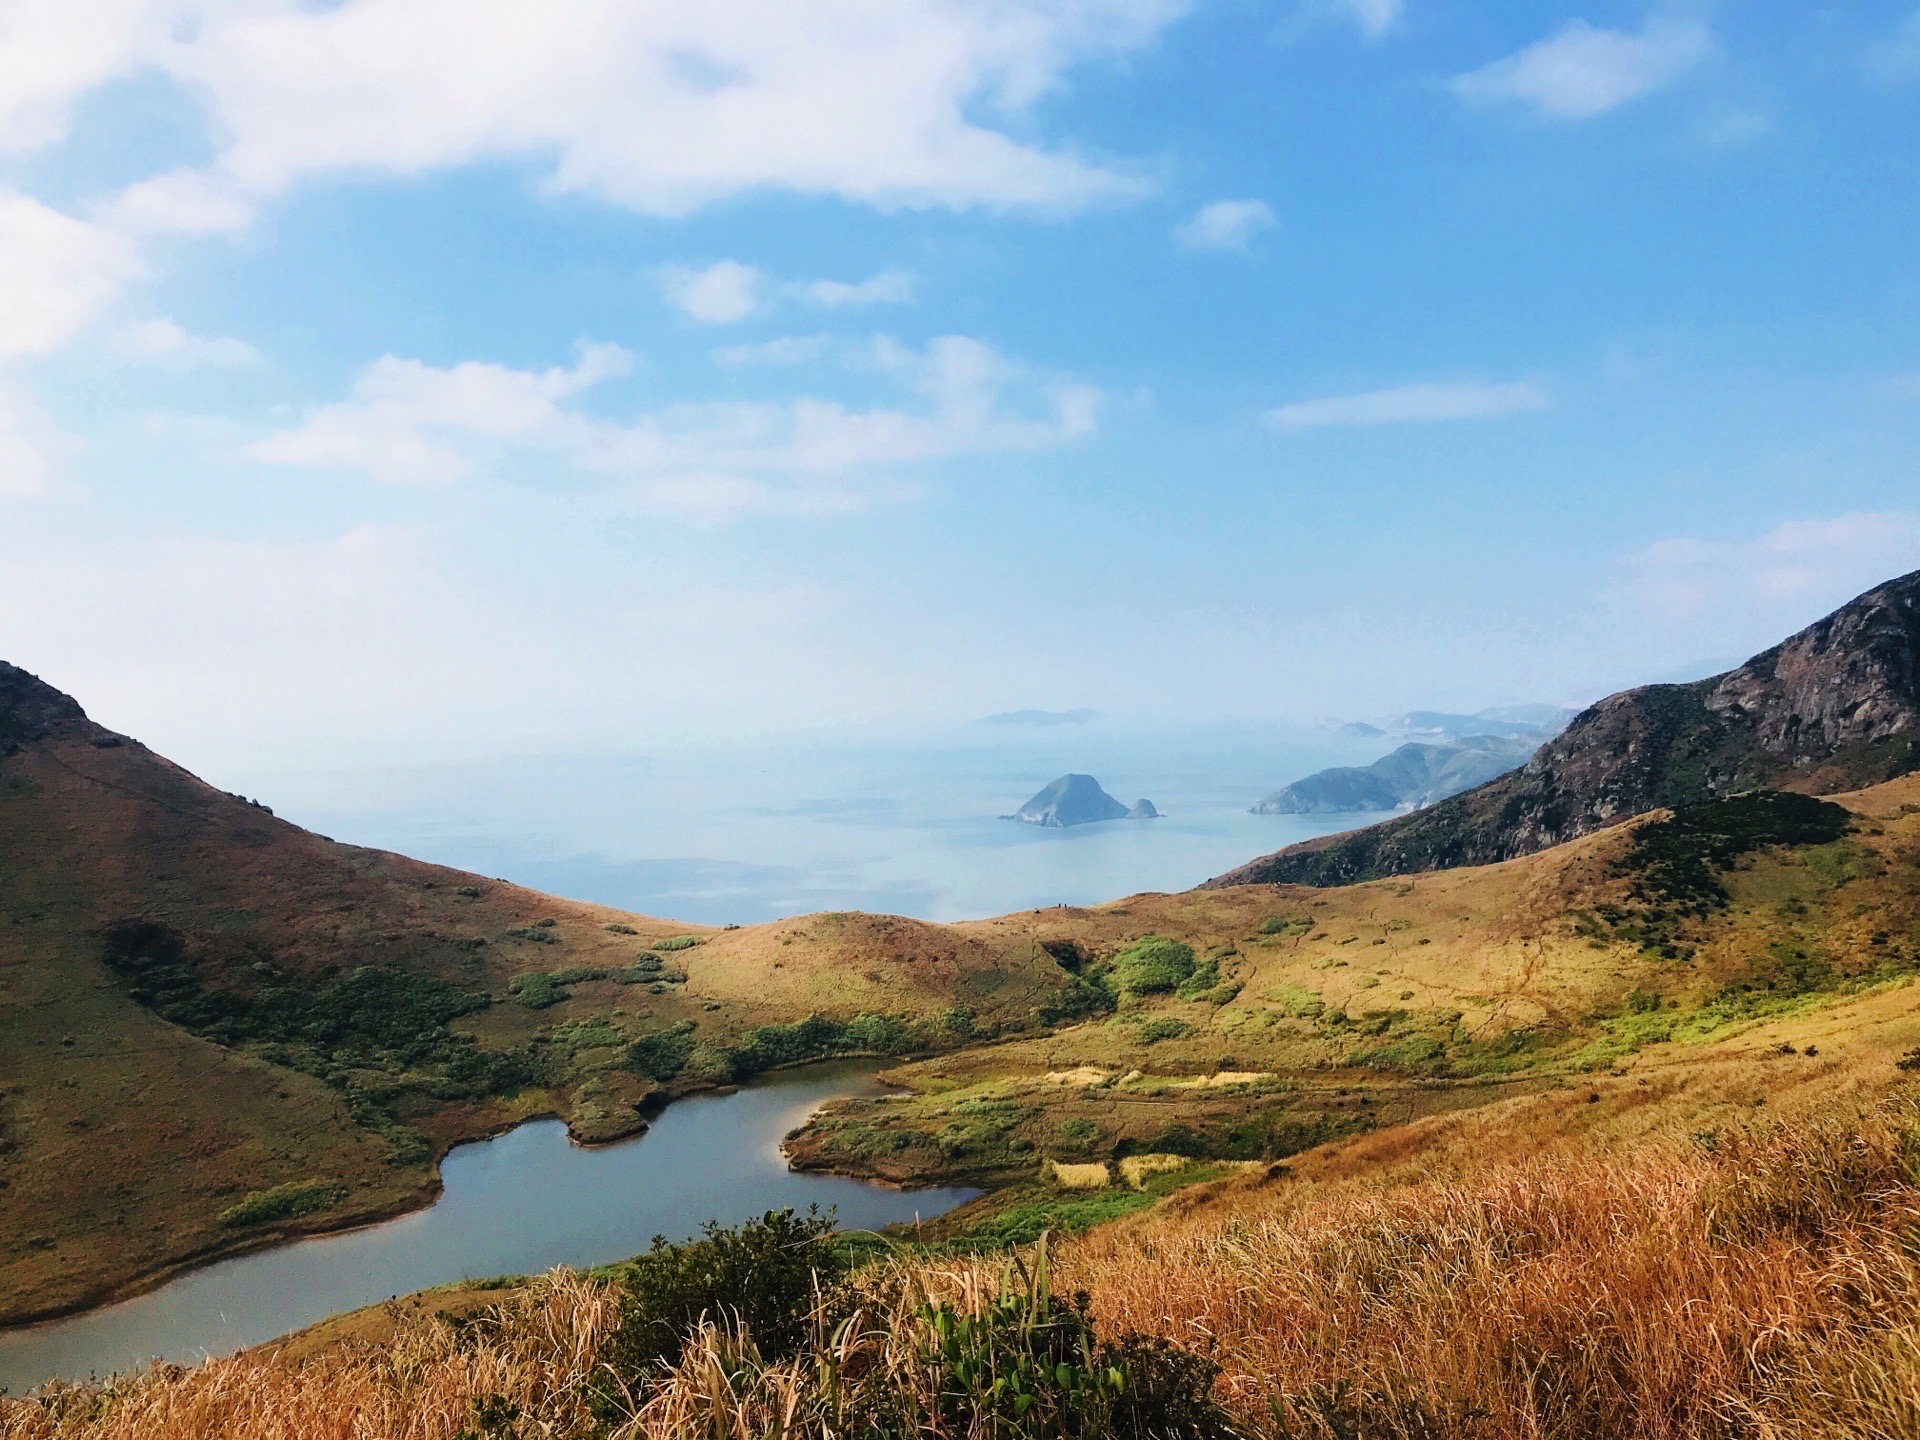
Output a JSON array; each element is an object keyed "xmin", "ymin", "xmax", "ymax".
[
  {"xmin": 595, "ymin": 1209, "xmax": 845, "ymax": 1390},
  {"xmin": 1176, "ymin": 966, "xmax": 1218, "ymax": 999},
  {"xmin": 655, "ymin": 935, "xmax": 700, "ymax": 952},
  {"xmin": 510, "ymin": 972, "xmax": 567, "ymax": 1009},
  {"xmin": 604, "ymin": 923, "xmax": 638, "ymax": 935},
  {"xmin": 626, "ymin": 1023, "xmax": 697, "ymax": 1081},
  {"xmin": 899, "ymin": 1245, "xmax": 1237, "ymax": 1440},
  {"xmin": 1137, "ymin": 1015, "xmax": 1192, "ymax": 1044},
  {"xmin": 1112, "ymin": 938, "xmax": 1196, "ymax": 996},
  {"xmin": 219, "ymin": 1178, "xmax": 343, "ymax": 1228},
  {"xmin": 1037, "ymin": 973, "xmax": 1118, "ymax": 1026}
]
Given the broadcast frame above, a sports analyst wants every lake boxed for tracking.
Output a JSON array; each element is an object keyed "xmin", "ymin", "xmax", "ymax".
[{"xmin": 0, "ymin": 1064, "xmax": 977, "ymax": 1394}]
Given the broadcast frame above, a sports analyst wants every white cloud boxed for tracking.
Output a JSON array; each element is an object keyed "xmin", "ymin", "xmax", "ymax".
[
  {"xmin": 1175, "ymin": 199, "xmax": 1277, "ymax": 253},
  {"xmin": 660, "ymin": 261, "xmax": 764, "ymax": 325},
  {"xmin": 256, "ymin": 334, "xmax": 1099, "ymax": 515},
  {"xmin": 101, "ymin": 167, "xmax": 257, "ymax": 236},
  {"xmin": 113, "ymin": 318, "xmax": 261, "ymax": 368},
  {"xmin": 1329, "ymin": 0, "xmax": 1401, "ymax": 39},
  {"xmin": 22, "ymin": 0, "xmax": 1176, "ymax": 222},
  {"xmin": 800, "ymin": 268, "xmax": 917, "ymax": 307},
  {"xmin": 0, "ymin": 190, "xmax": 139, "ymax": 360},
  {"xmin": 1451, "ymin": 18, "xmax": 1713, "ymax": 120},
  {"xmin": 0, "ymin": 0, "xmax": 185, "ymax": 153},
  {"xmin": 252, "ymin": 343, "xmax": 633, "ymax": 484},
  {"xmin": 1615, "ymin": 513, "xmax": 1920, "ymax": 645},
  {"xmin": 1265, "ymin": 380, "xmax": 1548, "ymax": 430},
  {"xmin": 713, "ymin": 336, "xmax": 834, "ymax": 367},
  {"xmin": 0, "ymin": 383, "xmax": 73, "ymax": 499}
]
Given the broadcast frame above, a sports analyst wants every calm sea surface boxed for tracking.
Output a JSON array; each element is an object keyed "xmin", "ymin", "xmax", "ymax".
[{"xmin": 227, "ymin": 726, "xmax": 1395, "ymax": 925}]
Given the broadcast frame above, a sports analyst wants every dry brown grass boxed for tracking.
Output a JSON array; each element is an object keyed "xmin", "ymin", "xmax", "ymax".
[{"xmin": 10, "ymin": 1085, "xmax": 1920, "ymax": 1440}]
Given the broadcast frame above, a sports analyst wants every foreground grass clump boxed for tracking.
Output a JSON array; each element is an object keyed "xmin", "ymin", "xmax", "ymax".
[{"xmin": 11, "ymin": 1093, "xmax": 1920, "ymax": 1439}]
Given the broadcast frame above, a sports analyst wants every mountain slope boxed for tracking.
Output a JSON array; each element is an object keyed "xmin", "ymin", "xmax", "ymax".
[
  {"xmin": 0, "ymin": 665, "xmax": 1067, "ymax": 1324},
  {"xmin": 1209, "ymin": 569, "xmax": 1920, "ymax": 887},
  {"xmin": 1251, "ymin": 734, "xmax": 1539, "ymax": 815}
]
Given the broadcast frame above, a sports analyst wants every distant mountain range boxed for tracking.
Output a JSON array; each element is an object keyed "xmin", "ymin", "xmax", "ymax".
[
  {"xmin": 1335, "ymin": 705, "xmax": 1576, "ymax": 742},
  {"xmin": 1251, "ymin": 734, "xmax": 1540, "ymax": 815},
  {"xmin": 1210, "ymin": 569, "xmax": 1920, "ymax": 888},
  {"xmin": 1005, "ymin": 774, "xmax": 1158, "ymax": 828}
]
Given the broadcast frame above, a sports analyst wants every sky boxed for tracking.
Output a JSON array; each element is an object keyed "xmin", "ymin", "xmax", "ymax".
[{"xmin": 2, "ymin": 0, "xmax": 1919, "ymax": 772}]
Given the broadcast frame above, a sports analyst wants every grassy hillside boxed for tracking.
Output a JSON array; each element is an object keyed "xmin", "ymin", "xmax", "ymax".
[
  {"xmin": 8, "ymin": 778, "xmax": 1920, "ymax": 1433},
  {"xmin": 0, "ymin": 698, "xmax": 1066, "ymax": 1323}
]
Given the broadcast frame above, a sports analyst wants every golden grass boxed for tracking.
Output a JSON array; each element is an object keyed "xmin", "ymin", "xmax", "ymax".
[
  {"xmin": 10, "ymin": 1083, "xmax": 1920, "ymax": 1440},
  {"xmin": 1045, "ymin": 1160, "xmax": 1113, "ymax": 1190}
]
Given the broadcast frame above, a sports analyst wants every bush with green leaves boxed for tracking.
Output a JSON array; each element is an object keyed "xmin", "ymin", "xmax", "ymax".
[
  {"xmin": 594, "ymin": 1208, "xmax": 847, "ymax": 1398},
  {"xmin": 1112, "ymin": 938, "xmax": 1197, "ymax": 996},
  {"xmin": 888, "ymin": 1244, "xmax": 1237, "ymax": 1440},
  {"xmin": 218, "ymin": 1178, "xmax": 343, "ymax": 1229}
]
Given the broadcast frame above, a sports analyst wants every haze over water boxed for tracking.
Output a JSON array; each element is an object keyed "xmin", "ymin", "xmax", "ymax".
[{"xmin": 231, "ymin": 726, "xmax": 1395, "ymax": 925}]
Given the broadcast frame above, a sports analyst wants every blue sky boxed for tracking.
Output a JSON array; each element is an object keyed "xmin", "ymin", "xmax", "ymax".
[{"xmin": 2, "ymin": 1, "xmax": 1918, "ymax": 769}]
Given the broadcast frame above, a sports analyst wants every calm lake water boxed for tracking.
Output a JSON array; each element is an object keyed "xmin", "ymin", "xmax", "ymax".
[{"xmin": 0, "ymin": 1065, "xmax": 977, "ymax": 1394}]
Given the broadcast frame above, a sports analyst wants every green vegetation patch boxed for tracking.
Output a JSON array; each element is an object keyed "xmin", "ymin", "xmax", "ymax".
[
  {"xmin": 653, "ymin": 935, "xmax": 701, "ymax": 952},
  {"xmin": 1621, "ymin": 791, "xmax": 1853, "ymax": 911},
  {"xmin": 103, "ymin": 920, "xmax": 544, "ymax": 1161},
  {"xmin": 218, "ymin": 1178, "xmax": 344, "ymax": 1229},
  {"xmin": 1111, "ymin": 938, "xmax": 1196, "ymax": 996}
]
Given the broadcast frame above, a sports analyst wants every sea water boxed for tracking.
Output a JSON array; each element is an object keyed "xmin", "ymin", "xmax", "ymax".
[{"xmin": 225, "ymin": 724, "xmax": 1397, "ymax": 925}]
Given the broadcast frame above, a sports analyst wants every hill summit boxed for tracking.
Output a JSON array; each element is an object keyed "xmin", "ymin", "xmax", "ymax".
[{"xmin": 1211, "ymin": 568, "xmax": 1920, "ymax": 887}]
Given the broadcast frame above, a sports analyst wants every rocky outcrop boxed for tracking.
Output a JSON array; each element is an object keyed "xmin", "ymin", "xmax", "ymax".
[
  {"xmin": 1208, "ymin": 569, "xmax": 1920, "ymax": 887},
  {"xmin": 1007, "ymin": 774, "xmax": 1153, "ymax": 828},
  {"xmin": 0, "ymin": 662, "xmax": 90, "ymax": 758}
]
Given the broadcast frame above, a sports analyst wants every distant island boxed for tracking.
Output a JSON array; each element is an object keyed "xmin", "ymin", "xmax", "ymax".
[
  {"xmin": 1252, "ymin": 734, "xmax": 1539, "ymax": 814},
  {"xmin": 1005, "ymin": 773, "xmax": 1160, "ymax": 827},
  {"xmin": 976, "ymin": 708, "xmax": 1099, "ymax": 728},
  {"xmin": 1334, "ymin": 705, "xmax": 1575, "ymax": 743}
]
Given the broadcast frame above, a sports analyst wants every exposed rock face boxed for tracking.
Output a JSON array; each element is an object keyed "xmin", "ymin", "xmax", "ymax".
[
  {"xmin": 1209, "ymin": 569, "xmax": 1920, "ymax": 887},
  {"xmin": 1007, "ymin": 774, "xmax": 1141, "ymax": 828},
  {"xmin": 1252, "ymin": 735, "xmax": 1538, "ymax": 815},
  {"xmin": 0, "ymin": 662, "xmax": 90, "ymax": 758}
]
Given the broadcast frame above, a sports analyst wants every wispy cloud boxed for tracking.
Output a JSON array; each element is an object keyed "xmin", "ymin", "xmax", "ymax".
[
  {"xmin": 713, "ymin": 336, "xmax": 834, "ymax": 368},
  {"xmin": 660, "ymin": 261, "xmax": 764, "ymax": 325},
  {"xmin": 1175, "ymin": 199, "xmax": 1277, "ymax": 253},
  {"xmin": 113, "ymin": 318, "xmax": 260, "ymax": 368},
  {"xmin": 0, "ymin": 189, "xmax": 138, "ymax": 360},
  {"xmin": 254, "ymin": 335, "xmax": 1100, "ymax": 517},
  {"xmin": 1265, "ymin": 380, "xmax": 1549, "ymax": 431},
  {"xmin": 1452, "ymin": 18, "xmax": 1713, "ymax": 120},
  {"xmin": 0, "ymin": 383, "xmax": 71, "ymax": 499},
  {"xmin": 252, "ymin": 343, "xmax": 634, "ymax": 485},
  {"xmin": 800, "ymin": 268, "xmax": 916, "ymax": 308},
  {"xmin": 1328, "ymin": 0, "xmax": 1402, "ymax": 39},
  {"xmin": 1616, "ymin": 512, "xmax": 1920, "ymax": 631}
]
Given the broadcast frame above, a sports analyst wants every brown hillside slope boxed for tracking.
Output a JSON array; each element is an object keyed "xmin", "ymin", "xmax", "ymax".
[
  {"xmin": 0, "ymin": 664, "xmax": 1065, "ymax": 1323},
  {"xmin": 1208, "ymin": 567, "xmax": 1920, "ymax": 888}
]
